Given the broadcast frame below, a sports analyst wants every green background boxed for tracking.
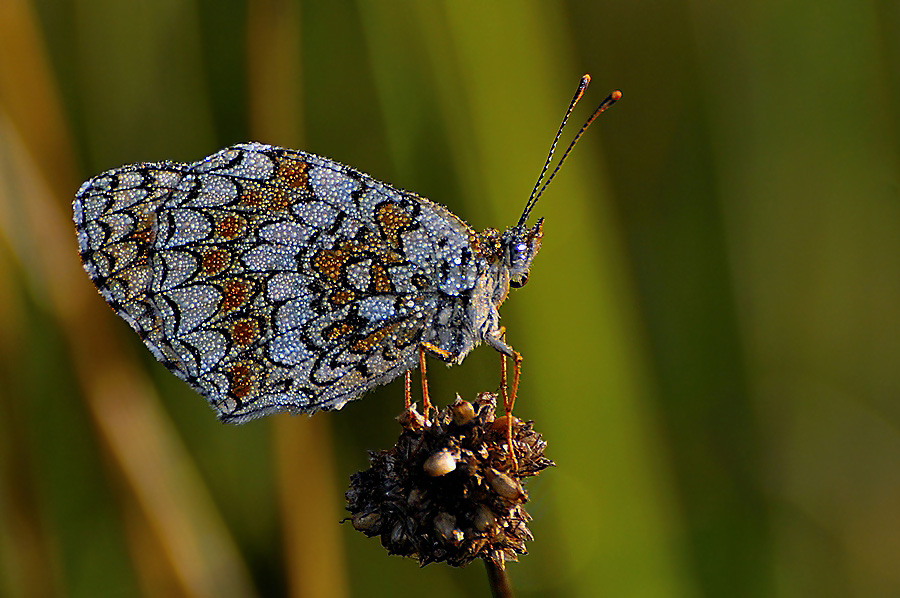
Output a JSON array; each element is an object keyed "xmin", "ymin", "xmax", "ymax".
[{"xmin": 1, "ymin": 1, "xmax": 898, "ymax": 596}]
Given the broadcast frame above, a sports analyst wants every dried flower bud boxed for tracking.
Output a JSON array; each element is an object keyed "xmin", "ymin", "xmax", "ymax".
[
  {"xmin": 491, "ymin": 414, "xmax": 518, "ymax": 433},
  {"xmin": 423, "ymin": 448, "xmax": 458, "ymax": 477},
  {"xmin": 486, "ymin": 469, "xmax": 525, "ymax": 501},
  {"xmin": 434, "ymin": 512, "xmax": 464, "ymax": 546},
  {"xmin": 407, "ymin": 486, "xmax": 427, "ymax": 508},
  {"xmin": 351, "ymin": 512, "xmax": 382, "ymax": 533},
  {"xmin": 473, "ymin": 392, "xmax": 497, "ymax": 422},
  {"xmin": 450, "ymin": 396, "xmax": 476, "ymax": 425},
  {"xmin": 345, "ymin": 392, "xmax": 554, "ymax": 567},
  {"xmin": 473, "ymin": 504, "xmax": 497, "ymax": 532},
  {"xmin": 397, "ymin": 405, "xmax": 426, "ymax": 430},
  {"xmin": 390, "ymin": 522, "xmax": 411, "ymax": 552}
]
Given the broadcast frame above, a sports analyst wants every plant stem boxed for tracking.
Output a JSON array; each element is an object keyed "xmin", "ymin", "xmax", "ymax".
[{"xmin": 483, "ymin": 557, "xmax": 514, "ymax": 598}]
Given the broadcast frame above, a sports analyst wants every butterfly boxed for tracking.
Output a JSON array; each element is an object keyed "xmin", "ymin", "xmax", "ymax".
[{"xmin": 73, "ymin": 76, "xmax": 620, "ymax": 423}]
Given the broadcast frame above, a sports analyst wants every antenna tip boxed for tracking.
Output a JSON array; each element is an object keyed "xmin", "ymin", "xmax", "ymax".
[
  {"xmin": 611, "ymin": 89, "xmax": 623, "ymax": 101},
  {"xmin": 582, "ymin": 73, "xmax": 592, "ymax": 84}
]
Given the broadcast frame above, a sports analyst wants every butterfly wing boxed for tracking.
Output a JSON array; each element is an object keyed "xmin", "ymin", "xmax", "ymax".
[{"xmin": 74, "ymin": 143, "xmax": 476, "ymax": 421}]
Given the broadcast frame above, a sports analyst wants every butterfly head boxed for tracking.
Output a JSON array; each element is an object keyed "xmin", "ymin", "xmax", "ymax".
[{"xmin": 502, "ymin": 219, "xmax": 544, "ymax": 288}]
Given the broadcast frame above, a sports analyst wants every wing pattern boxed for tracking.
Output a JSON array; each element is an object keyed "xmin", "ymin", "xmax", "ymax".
[{"xmin": 74, "ymin": 143, "xmax": 478, "ymax": 421}]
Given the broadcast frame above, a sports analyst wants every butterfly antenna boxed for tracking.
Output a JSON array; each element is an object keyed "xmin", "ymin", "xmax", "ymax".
[
  {"xmin": 518, "ymin": 75, "xmax": 591, "ymax": 227},
  {"xmin": 517, "ymin": 79, "xmax": 622, "ymax": 227}
]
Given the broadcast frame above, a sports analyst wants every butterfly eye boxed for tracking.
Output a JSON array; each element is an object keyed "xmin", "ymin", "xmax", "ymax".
[{"xmin": 511, "ymin": 242, "xmax": 528, "ymax": 266}]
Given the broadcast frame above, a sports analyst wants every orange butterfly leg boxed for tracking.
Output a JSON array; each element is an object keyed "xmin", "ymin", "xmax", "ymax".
[
  {"xmin": 418, "ymin": 345, "xmax": 433, "ymax": 420},
  {"xmin": 403, "ymin": 369, "xmax": 412, "ymax": 410},
  {"xmin": 500, "ymin": 351, "xmax": 523, "ymax": 471}
]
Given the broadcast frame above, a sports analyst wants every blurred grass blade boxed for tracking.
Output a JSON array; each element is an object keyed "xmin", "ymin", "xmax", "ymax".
[
  {"xmin": 0, "ymin": 0, "xmax": 75, "ymax": 200},
  {"xmin": 0, "ymin": 0, "xmax": 257, "ymax": 594},
  {"xmin": 0, "ymin": 109, "xmax": 258, "ymax": 598},
  {"xmin": 0, "ymin": 229, "xmax": 58, "ymax": 598}
]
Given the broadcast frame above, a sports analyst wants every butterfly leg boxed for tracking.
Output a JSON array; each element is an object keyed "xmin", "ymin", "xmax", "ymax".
[
  {"xmin": 418, "ymin": 342, "xmax": 456, "ymax": 422},
  {"xmin": 418, "ymin": 346, "xmax": 432, "ymax": 420},
  {"xmin": 500, "ymin": 348, "xmax": 523, "ymax": 414},
  {"xmin": 489, "ymin": 327, "xmax": 522, "ymax": 470},
  {"xmin": 502, "ymin": 351, "xmax": 523, "ymax": 471},
  {"xmin": 403, "ymin": 369, "xmax": 412, "ymax": 410}
]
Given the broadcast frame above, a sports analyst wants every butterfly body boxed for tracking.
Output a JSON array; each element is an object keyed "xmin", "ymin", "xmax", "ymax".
[{"xmin": 74, "ymin": 143, "xmax": 540, "ymax": 421}]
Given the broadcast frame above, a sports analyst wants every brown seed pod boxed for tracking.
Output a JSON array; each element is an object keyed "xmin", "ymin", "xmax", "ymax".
[
  {"xmin": 486, "ymin": 469, "xmax": 525, "ymax": 502},
  {"xmin": 423, "ymin": 448, "xmax": 459, "ymax": 477},
  {"xmin": 450, "ymin": 395, "xmax": 477, "ymax": 425},
  {"xmin": 344, "ymin": 392, "xmax": 554, "ymax": 567}
]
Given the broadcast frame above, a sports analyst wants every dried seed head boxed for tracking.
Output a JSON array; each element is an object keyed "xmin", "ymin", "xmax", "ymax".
[
  {"xmin": 434, "ymin": 512, "xmax": 464, "ymax": 546},
  {"xmin": 345, "ymin": 392, "xmax": 554, "ymax": 567},
  {"xmin": 407, "ymin": 486, "xmax": 428, "ymax": 508},
  {"xmin": 450, "ymin": 395, "xmax": 477, "ymax": 425},
  {"xmin": 491, "ymin": 415, "xmax": 518, "ymax": 433},
  {"xmin": 473, "ymin": 392, "xmax": 497, "ymax": 423},
  {"xmin": 473, "ymin": 504, "xmax": 497, "ymax": 532},
  {"xmin": 351, "ymin": 512, "xmax": 381, "ymax": 533},
  {"xmin": 390, "ymin": 522, "xmax": 412, "ymax": 553},
  {"xmin": 423, "ymin": 448, "xmax": 458, "ymax": 477},
  {"xmin": 397, "ymin": 405, "xmax": 426, "ymax": 430},
  {"xmin": 486, "ymin": 469, "xmax": 525, "ymax": 501}
]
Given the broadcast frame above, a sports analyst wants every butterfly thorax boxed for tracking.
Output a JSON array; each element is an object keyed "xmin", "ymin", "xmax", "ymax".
[{"xmin": 425, "ymin": 220, "xmax": 543, "ymax": 365}]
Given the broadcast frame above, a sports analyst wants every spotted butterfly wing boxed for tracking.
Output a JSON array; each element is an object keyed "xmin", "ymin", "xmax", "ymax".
[{"xmin": 74, "ymin": 143, "xmax": 479, "ymax": 421}]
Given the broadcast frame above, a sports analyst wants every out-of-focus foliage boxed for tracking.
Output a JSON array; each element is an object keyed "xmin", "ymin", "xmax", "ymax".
[{"xmin": 1, "ymin": 1, "xmax": 898, "ymax": 596}]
